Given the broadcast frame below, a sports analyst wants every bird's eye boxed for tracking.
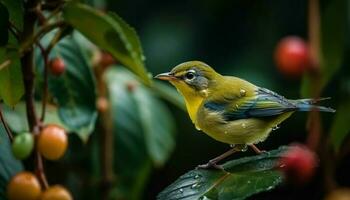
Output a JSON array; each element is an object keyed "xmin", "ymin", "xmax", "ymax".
[{"xmin": 185, "ymin": 72, "xmax": 195, "ymax": 80}]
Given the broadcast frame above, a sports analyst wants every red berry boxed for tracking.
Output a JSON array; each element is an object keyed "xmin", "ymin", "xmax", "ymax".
[
  {"xmin": 99, "ymin": 52, "xmax": 115, "ymax": 68},
  {"xmin": 274, "ymin": 36, "xmax": 311, "ymax": 78},
  {"xmin": 279, "ymin": 144, "xmax": 317, "ymax": 184},
  {"xmin": 50, "ymin": 58, "xmax": 66, "ymax": 76}
]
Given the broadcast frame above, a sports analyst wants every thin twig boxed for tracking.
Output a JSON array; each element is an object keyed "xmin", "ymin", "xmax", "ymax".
[
  {"xmin": 0, "ymin": 104, "xmax": 13, "ymax": 142},
  {"xmin": 36, "ymin": 42, "xmax": 49, "ymax": 122},
  {"xmin": 20, "ymin": 21, "xmax": 66, "ymax": 55},
  {"xmin": 8, "ymin": 22, "xmax": 20, "ymax": 40},
  {"xmin": 36, "ymin": 151, "xmax": 49, "ymax": 189}
]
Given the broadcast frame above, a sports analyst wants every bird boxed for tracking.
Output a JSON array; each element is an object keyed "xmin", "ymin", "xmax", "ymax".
[{"xmin": 155, "ymin": 61, "xmax": 335, "ymax": 169}]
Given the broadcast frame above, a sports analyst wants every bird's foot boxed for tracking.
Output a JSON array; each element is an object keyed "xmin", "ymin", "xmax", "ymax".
[
  {"xmin": 249, "ymin": 144, "xmax": 266, "ymax": 154},
  {"xmin": 196, "ymin": 161, "xmax": 224, "ymax": 170}
]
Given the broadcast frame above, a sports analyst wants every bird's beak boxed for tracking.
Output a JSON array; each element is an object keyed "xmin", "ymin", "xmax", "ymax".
[{"xmin": 154, "ymin": 72, "xmax": 176, "ymax": 81}]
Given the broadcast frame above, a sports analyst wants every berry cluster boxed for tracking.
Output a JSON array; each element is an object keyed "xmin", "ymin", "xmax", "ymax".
[{"xmin": 7, "ymin": 124, "xmax": 72, "ymax": 200}]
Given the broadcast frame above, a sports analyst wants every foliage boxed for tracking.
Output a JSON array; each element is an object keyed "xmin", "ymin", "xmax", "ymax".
[
  {"xmin": 158, "ymin": 147, "xmax": 286, "ymax": 200},
  {"xmin": 0, "ymin": 124, "xmax": 23, "ymax": 199}
]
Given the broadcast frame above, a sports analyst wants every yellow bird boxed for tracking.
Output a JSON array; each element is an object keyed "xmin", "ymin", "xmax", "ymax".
[{"xmin": 155, "ymin": 61, "xmax": 335, "ymax": 169}]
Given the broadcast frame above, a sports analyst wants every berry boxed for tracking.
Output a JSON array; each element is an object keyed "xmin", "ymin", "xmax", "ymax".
[
  {"xmin": 126, "ymin": 81, "xmax": 137, "ymax": 92},
  {"xmin": 40, "ymin": 185, "xmax": 73, "ymax": 200},
  {"xmin": 99, "ymin": 52, "xmax": 115, "ymax": 68},
  {"xmin": 279, "ymin": 144, "xmax": 317, "ymax": 184},
  {"xmin": 274, "ymin": 36, "xmax": 311, "ymax": 78},
  {"xmin": 7, "ymin": 172, "xmax": 41, "ymax": 200},
  {"xmin": 50, "ymin": 58, "xmax": 66, "ymax": 76},
  {"xmin": 37, "ymin": 124, "xmax": 68, "ymax": 160},
  {"xmin": 96, "ymin": 97, "xmax": 109, "ymax": 113},
  {"xmin": 12, "ymin": 132, "xmax": 34, "ymax": 160}
]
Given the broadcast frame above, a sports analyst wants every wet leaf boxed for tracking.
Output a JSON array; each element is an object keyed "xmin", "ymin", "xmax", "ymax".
[
  {"xmin": 63, "ymin": 2, "xmax": 151, "ymax": 85},
  {"xmin": 158, "ymin": 146, "xmax": 288, "ymax": 200}
]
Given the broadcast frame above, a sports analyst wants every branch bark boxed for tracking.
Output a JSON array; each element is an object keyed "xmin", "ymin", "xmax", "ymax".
[{"xmin": 21, "ymin": 0, "xmax": 49, "ymax": 189}]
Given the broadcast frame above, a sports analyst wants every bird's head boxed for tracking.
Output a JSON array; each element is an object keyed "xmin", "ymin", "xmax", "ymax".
[{"xmin": 155, "ymin": 61, "xmax": 220, "ymax": 99}]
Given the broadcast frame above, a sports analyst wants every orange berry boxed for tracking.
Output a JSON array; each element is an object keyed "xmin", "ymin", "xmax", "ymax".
[
  {"xmin": 96, "ymin": 97, "xmax": 109, "ymax": 113},
  {"xmin": 40, "ymin": 185, "xmax": 73, "ymax": 200},
  {"xmin": 7, "ymin": 171, "xmax": 41, "ymax": 200},
  {"xmin": 37, "ymin": 125, "xmax": 68, "ymax": 160}
]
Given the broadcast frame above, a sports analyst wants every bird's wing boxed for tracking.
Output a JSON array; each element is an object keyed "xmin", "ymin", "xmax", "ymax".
[{"xmin": 204, "ymin": 87, "xmax": 297, "ymax": 120}]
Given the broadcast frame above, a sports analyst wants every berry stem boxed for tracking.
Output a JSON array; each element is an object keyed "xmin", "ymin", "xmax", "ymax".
[
  {"xmin": 0, "ymin": 104, "xmax": 13, "ymax": 142},
  {"xmin": 36, "ymin": 42, "xmax": 49, "ymax": 122},
  {"xmin": 94, "ymin": 56, "xmax": 115, "ymax": 199}
]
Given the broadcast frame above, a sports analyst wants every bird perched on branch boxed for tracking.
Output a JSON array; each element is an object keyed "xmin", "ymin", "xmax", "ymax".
[{"xmin": 155, "ymin": 61, "xmax": 335, "ymax": 169}]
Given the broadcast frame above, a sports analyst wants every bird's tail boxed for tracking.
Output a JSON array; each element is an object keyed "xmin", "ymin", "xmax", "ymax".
[{"xmin": 292, "ymin": 97, "xmax": 336, "ymax": 113}]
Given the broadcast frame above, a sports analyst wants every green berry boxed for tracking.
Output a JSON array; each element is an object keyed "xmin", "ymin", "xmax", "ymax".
[{"xmin": 12, "ymin": 132, "xmax": 34, "ymax": 160}]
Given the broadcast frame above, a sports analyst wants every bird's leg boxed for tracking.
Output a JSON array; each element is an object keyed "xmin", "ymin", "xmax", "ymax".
[
  {"xmin": 196, "ymin": 147, "xmax": 240, "ymax": 170},
  {"xmin": 249, "ymin": 144, "xmax": 266, "ymax": 154}
]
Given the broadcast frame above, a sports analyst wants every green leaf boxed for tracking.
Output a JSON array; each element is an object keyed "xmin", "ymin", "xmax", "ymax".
[
  {"xmin": 0, "ymin": 3, "xmax": 9, "ymax": 46},
  {"xmin": 301, "ymin": 0, "xmax": 347, "ymax": 97},
  {"xmin": 62, "ymin": 2, "xmax": 151, "ymax": 85},
  {"xmin": 0, "ymin": 123, "xmax": 23, "ymax": 199},
  {"xmin": 133, "ymin": 84, "xmax": 175, "ymax": 166},
  {"xmin": 105, "ymin": 67, "xmax": 175, "ymax": 199},
  {"xmin": 35, "ymin": 31, "xmax": 97, "ymax": 142},
  {"xmin": 0, "ymin": 0, "xmax": 23, "ymax": 31},
  {"xmin": 151, "ymin": 81, "xmax": 186, "ymax": 111},
  {"xmin": 0, "ymin": 47, "xmax": 24, "ymax": 107},
  {"xmin": 158, "ymin": 147, "xmax": 288, "ymax": 200},
  {"xmin": 330, "ymin": 101, "xmax": 350, "ymax": 151}
]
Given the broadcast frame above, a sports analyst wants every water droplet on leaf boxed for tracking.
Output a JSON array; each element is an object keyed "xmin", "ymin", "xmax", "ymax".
[
  {"xmin": 179, "ymin": 188, "xmax": 183, "ymax": 193},
  {"xmin": 241, "ymin": 145, "xmax": 248, "ymax": 152},
  {"xmin": 240, "ymin": 89, "xmax": 246, "ymax": 97}
]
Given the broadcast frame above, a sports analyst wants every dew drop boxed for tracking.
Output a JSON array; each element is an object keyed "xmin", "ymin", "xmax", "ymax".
[
  {"xmin": 241, "ymin": 145, "xmax": 248, "ymax": 152},
  {"xmin": 240, "ymin": 89, "xmax": 246, "ymax": 97},
  {"xmin": 241, "ymin": 123, "xmax": 246, "ymax": 128},
  {"xmin": 230, "ymin": 144, "xmax": 235, "ymax": 148},
  {"xmin": 194, "ymin": 174, "xmax": 201, "ymax": 179},
  {"xmin": 267, "ymin": 186, "xmax": 274, "ymax": 190},
  {"xmin": 272, "ymin": 125, "xmax": 280, "ymax": 131},
  {"xmin": 179, "ymin": 188, "xmax": 184, "ymax": 193},
  {"xmin": 191, "ymin": 183, "xmax": 201, "ymax": 189},
  {"xmin": 195, "ymin": 125, "xmax": 201, "ymax": 131}
]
